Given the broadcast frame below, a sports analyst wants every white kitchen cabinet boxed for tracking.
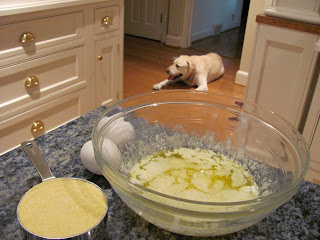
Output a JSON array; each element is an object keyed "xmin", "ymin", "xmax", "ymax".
[
  {"xmin": 95, "ymin": 36, "xmax": 122, "ymax": 106},
  {"xmin": 0, "ymin": 0, "xmax": 124, "ymax": 154},
  {"xmin": 246, "ymin": 23, "xmax": 318, "ymax": 128},
  {"xmin": 306, "ymin": 117, "xmax": 320, "ymax": 185},
  {"xmin": 246, "ymin": 15, "xmax": 320, "ymax": 184},
  {"xmin": 303, "ymin": 65, "xmax": 320, "ymax": 185}
]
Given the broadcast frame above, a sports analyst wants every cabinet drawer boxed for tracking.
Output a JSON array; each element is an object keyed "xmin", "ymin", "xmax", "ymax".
[
  {"xmin": 0, "ymin": 12, "xmax": 84, "ymax": 60},
  {"xmin": 0, "ymin": 93, "xmax": 82, "ymax": 154},
  {"xmin": 0, "ymin": 47, "xmax": 85, "ymax": 119},
  {"xmin": 95, "ymin": 5, "xmax": 120, "ymax": 35}
]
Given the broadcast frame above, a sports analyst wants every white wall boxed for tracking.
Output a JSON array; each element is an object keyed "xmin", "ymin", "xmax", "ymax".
[{"xmin": 191, "ymin": 0, "xmax": 244, "ymax": 42}]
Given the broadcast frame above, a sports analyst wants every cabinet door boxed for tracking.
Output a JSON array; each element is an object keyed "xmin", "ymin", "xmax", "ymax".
[
  {"xmin": 303, "ymin": 111, "xmax": 320, "ymax": 184},
  {"xmin": 95, "ymin": 36, "xmax": 121, "ymax": 106},
  {"xmin": 303, "ymin": 67, "xmax": 320, "ymax": 184},
  {"xmin": 246, "ymin": 24, "xmax": 318, "ymax": 127},
  {"xmin": 308, "ymin": 116, "xmax": 320, "ymax": 184}
]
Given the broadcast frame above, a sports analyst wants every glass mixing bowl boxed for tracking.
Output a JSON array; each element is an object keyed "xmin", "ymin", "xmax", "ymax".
[{"xmin": 92, "ymin": 90, "xmax": 309, "ymax": 237}]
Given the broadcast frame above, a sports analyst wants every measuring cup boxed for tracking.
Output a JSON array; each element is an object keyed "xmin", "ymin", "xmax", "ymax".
[{"xmin": 17, "ymin": 140, "xmax": 108, "ymax": 240}]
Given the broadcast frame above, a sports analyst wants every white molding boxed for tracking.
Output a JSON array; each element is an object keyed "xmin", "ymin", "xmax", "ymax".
[
  {"xmin": 191, "ymin": 29, "xmax": 212, "ymax": 42},
  {"xmin": 264, "ymin": 0, "xmax": 273, "ymax": 10},
  {"xmin": 222, "ymin": 22, "xmax": 241, "ymax": 32},
  {"xmin": 165, "ymin": 35, "xmax": 181, "ymax": 48},
  {"xmin": 264, "ymin": 0, "xmax": 320, "ymax": 25},
  {"xmin": 235, "ymin": 70, "xmax": 248, "ymax": 86},
  {"xmin": 264, "ymin": 8, "xmax": 320, "ymax": 25}
]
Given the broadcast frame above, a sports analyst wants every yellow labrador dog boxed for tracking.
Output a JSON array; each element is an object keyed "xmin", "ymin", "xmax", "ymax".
[{"xmin": 153, "ymin": 53, "xmax": 224, "ymax": 91}]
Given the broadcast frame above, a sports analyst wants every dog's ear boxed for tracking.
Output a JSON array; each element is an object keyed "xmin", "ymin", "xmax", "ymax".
[{"xmin": 172, "ymin": 56, "xmax": 178, "ymax": 61}]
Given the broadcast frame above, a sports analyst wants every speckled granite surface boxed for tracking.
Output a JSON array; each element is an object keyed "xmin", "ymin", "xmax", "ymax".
[{"xmin": 0, "ymin": 106, "xmax": 319, "ymax": 240}]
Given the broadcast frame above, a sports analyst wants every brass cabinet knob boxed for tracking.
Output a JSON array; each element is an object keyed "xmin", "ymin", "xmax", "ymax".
[
  {"xmin": 25, "ymin": 76, "xmax": 39, "ymax": 88},
  {"xmin": 20, "ymin": 32, "xmax": 35, "ymax": 43},
  {"xmin": 101, "ymin": 16, "xmax": 112, "ymax": 25},
  {"xmin": 31, "ymin": 120, "xmax": 44, "ymax": 132},
  {"xmin": 97, "ymin": 56, "xmax": 103, "ymax": 60}
]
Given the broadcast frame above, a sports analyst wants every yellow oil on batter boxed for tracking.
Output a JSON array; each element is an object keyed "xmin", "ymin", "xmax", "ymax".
[
  {"xmin": 130, "ymin": 148, "xmax": 259, "ymax": 202},
  {"xmin": 17, "ymin": 178, "xmax": 107, "ymax": 238}
]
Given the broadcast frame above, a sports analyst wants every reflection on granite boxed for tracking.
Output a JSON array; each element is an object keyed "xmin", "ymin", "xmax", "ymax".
[{"xmin": 0, "ymin": 106, "xmax": 319, "ymax": 239}]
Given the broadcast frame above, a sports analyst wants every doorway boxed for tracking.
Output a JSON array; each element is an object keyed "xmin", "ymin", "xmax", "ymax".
[
  {"xmin": 190, "ymin": 0, "xmax": 250, "ymax": 61},
  {"xmin": 124, "ymin": 0, "xmax": 250, "ymax": 61}
]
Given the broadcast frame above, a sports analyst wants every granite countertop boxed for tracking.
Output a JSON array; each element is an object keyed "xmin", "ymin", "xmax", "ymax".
[{"xmin": 0, "ymin": 106, "xmax": 319, "ymax": 240}]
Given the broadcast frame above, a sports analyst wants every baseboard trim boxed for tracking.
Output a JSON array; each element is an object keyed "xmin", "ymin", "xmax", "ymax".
[
  {"xmin": 165, "ymin": 35, "xmax": 181, "ymax": 47},
  {"xmin": 192, "ymin": 22, "xmax": 241, "ymax": 42},
  {"xmin": 192, "ymin": 29, "xmax": 212, "ymax": 42},
  {"xmin": 222, "ymin": 21, "xmax": 241, "ymax": 32},
  {"xmin": 235, "ymin": 70, "xmax": 248, "ymax": 86}
]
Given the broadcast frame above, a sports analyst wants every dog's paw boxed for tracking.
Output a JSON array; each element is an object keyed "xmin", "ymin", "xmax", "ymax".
[
  {"xmin": 195, "ymin": 86, "xmax": 208, "ymax": 91},
  {"xmin": 152, "ymin": 83, "xmax": 162, "ymax": 90}
]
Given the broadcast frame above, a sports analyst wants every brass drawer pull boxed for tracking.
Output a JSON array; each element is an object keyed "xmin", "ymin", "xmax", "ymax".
[
  {"xmin": 101, "ymin": 16, "xmax": 112, "ymax": 25},
  {"xmin": 97, "ymin": 56, "xmax": 103, "ymax": 60},
  {"xmin": 25, "ymin": 76, "xmax": 39, "ymax": 88},
  {"xmin": 20, "ymin": 32, "xmax": 35, "ymax": 43},
  {"xmin": 31, "ymin": 120, "xmax": 44, "ymax": 132}
]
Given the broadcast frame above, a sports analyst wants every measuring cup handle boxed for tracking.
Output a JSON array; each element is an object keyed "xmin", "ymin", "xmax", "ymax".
[{"xmin": 21, "ymin": 140, "xmax": 55, "ymax": 181}]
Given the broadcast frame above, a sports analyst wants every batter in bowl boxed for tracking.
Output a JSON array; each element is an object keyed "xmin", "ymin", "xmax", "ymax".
[{"xmin": 130, "ymin": 148, "xmax": 259, "ymax": 202}]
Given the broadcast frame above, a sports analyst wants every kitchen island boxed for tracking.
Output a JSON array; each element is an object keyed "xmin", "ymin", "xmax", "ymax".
[{"xmin": 0, "ymin": 106, "xmax": 319, "ymax": 239}]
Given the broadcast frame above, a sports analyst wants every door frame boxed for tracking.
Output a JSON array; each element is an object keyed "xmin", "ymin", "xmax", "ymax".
[
  {"xmin": 180, "ymin": 0, "xmax": 255, "ymax": 48},
  {"xmin": 160, "ymin": 0, "xmax": 169, "ymax": 43},
  {"xmin": 180, "ymin": 0, "xmax": 194, "ymax": 48}
]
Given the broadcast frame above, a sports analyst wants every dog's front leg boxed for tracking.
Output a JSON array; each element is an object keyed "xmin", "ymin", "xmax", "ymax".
[
  {"xmin": 194, "ymin": 74, "xmax": 208, "ymax": 91},
  {"xmin": 152, "ymin": 79, "xmax": 170, "ymax": 90},
  {"xmin": 153, "ymin": 79, "xmax": 179, "ymax": 90}
]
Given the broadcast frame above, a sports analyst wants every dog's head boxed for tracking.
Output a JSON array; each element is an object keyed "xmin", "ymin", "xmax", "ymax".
[{"xmin": 166, "ymin": 55, "xmax": 191, "ymax": 81}]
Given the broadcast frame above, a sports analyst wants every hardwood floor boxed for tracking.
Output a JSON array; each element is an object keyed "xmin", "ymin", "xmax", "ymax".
[
  {"xmin": 123, "ymin": 35, "xmax": 245, "ymax": 99},
  {"xmin": 191, "ymin": 25, "xmax": 246, "ymax": 61}
]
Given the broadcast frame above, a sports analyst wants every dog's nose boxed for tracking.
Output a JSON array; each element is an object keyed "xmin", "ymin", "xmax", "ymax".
[{"xmin": 166, "ymin": 69, "xmax": 170, "ymax": 74}]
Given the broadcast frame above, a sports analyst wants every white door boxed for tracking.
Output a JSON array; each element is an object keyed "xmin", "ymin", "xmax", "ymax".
[{"xmin": 125, "ymin": 0, "xmax": 166, "ymax": 41}]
